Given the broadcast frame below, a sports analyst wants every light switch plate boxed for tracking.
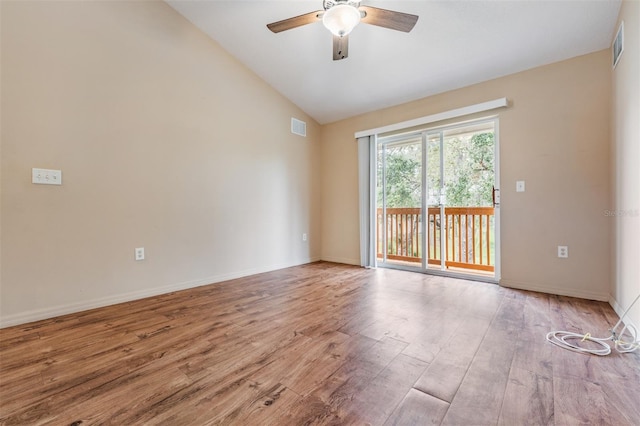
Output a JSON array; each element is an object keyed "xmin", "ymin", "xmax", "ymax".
[
  {"xmin": 32, "ymin": 168, "xmax": 62, "ymax": 185},
  {"xmin": 516, "ymin": 180, "xmax": 525, "ymax": 192}
]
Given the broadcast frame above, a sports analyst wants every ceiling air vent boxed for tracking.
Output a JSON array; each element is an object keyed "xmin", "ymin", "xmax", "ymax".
[{"xmin": 291, "ymin": 117, "xmax": 307, "ymax": 137}]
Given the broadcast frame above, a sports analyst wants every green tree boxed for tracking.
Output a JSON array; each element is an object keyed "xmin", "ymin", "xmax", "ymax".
[
  {"xmin": 443, "ymin": 132, "xmax": 494, "ymax": 207},
  {"xmin": 377, "ymin": 143, "xmax": 421, "ymax": 208},
  {"xmin": 378, "ymin": 131, "xmax": 494, "ymax": 208}
]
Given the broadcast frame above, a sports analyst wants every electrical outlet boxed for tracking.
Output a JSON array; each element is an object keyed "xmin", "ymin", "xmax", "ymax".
[
  {"xmin": 135, "ymin": 247, "xmax": 145, "ymax": 261},
  {"xmin": 302, "ymin": 233, "xmax": 308, "ymax": 242},
  {"xmin": 558, "ymin": 246, "xmax": 568, "ymax": 258}
]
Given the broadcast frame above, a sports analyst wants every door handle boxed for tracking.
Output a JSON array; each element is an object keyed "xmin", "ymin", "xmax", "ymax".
[{"xmin": 492, "ymin": 186, "xmax": 500, "ymax": 207}]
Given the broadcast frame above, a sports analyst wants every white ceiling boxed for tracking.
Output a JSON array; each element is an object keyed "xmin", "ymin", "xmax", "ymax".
[{"xmin": 166, "ymin": 0, "xmax": 621, "ymax": 124}]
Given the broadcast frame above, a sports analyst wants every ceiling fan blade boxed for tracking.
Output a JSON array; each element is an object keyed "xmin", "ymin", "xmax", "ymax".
[
  {"xmin": 267, "ymin": 10, "xmax": 323, "ymax": 33},
  {"xmin": 333, "ymin": 34, "xmax": 349, "ymax": 61},
  {"xmin": 360, "ymin": 6, "xmax": 418, "ymax": 33}
]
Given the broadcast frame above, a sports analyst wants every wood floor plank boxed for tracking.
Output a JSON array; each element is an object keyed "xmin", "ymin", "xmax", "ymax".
[
  {"xmin": 553, "ymin": 376, "xmax": 612, "ymax": 425},
  {"xmin": 441, "ymin": 295, "xmax": 525, "ymax": 425},
  {"xmin": 384, "ymin": 388, "xmax": 450, "ymax": 426},
  {"xmin": 270, "ymin": 337, "xmax": 408, "ymax": 424},
  {"xmin": 498, "ymin": 367, "xmax": 554, "ymax": 425},
  {"xmin": 511, "ymin": 292, "xmax": 554, "ymax": 377},
  {"xmin": 412, "ymin": 315, "xmax": 493, "ymax": 403},
  {"xmin": 1, "ymin": 262, "xmax": 638, "ymax": 425},
  {"xmin": 163, "ymin": 381, "xmax": 295, "ymax": 425},
  {"xmin": 400, "ymin": 338, "xmax": 442, "ymax": 364},
  {"xmin": 276, "ymin": 331, "xmax": 350, "ymax": 390},
  {"xmin": 600, "ymin": 376, "xmax": 640, "ymax": 425},
  {"xmin": 58, "ymin": 366, "xmax": 193, "ymax": 426},
  {"xmin": 454, "ymin": 281, "xmax": 505, "ymax": 321},
  {"xmin": 341, "ymin": 353, "xmax": 429, "ymax": 425},
  {"xmin": 283, "ymin": 333, "xmax": 377, "ymax": 396}
]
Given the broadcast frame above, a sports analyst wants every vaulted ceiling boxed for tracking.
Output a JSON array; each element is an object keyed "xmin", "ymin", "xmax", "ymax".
[{"xmin": 166, "ymin": 0, "xmax": 621, "ymax": 124}]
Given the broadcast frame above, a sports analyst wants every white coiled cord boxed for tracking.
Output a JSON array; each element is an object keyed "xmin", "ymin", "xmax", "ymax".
[{"xmin": 546, "ymin": 293, "xmax": 640, "ymax": 356}]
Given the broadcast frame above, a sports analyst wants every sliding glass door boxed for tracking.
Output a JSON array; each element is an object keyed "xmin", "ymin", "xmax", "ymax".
[{"xmin": 376, "ymin": 119, "xmax": 499, "ymax": 280}]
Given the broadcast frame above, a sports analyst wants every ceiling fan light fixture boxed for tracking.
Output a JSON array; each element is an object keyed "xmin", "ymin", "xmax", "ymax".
[{"xmin": 322, "ymin": 4, "xmax": 361, "ymax": 37}]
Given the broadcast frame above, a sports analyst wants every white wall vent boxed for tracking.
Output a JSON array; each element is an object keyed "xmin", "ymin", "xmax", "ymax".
[{"xmin": 291, "ymin": 117, "xmax": 307, "ymax": 137}]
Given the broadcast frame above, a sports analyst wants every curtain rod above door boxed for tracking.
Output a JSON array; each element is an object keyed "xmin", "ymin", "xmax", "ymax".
[{"xmin": 354, "ymin": 97, "xmax": 508, "ymax": 139}]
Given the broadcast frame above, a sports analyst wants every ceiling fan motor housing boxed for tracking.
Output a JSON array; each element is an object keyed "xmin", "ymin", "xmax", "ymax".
[{"xmin": 323, "ymin": 0, "xmax": 361, "ymax": 11}]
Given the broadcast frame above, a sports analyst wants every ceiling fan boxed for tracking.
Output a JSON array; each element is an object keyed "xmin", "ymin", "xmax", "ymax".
[{"xmin": 266, "ymin": 0, "xmax": 419, "ymax": 61}]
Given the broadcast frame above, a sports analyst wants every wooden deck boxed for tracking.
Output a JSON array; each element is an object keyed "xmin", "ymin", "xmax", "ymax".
[{"xmin": 1, "ymin": 262, "xmax": 638, "ymax": 425}]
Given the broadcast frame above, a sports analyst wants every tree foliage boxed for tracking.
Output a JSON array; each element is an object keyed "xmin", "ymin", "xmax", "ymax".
[
  {"xmin": 378, "ymin": 132, "xmax": 494, "ymax": 208},
  {"xmin": 443, "ymin": 132, "xmax": 494, "ymax": 207},
  {"xmin": 377, "ymin": 143, "xmax": 422, "ymax": 208}
]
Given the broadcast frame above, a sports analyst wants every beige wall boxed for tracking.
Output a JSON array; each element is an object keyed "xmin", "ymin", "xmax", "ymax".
[
  {"xmin": 611, "ymin": 0, "xmax": 640, "ymax": 327},
  {"xmin": 321, "ymin": 50, "xmax": 612, "ymax": 301},
  {"xmin": 1, "ymin": 0, "xmax": 629, "ymax": 327},
  {"xmin": 0, "ymin": 1, "xmax": 321, "ymax": 326}
]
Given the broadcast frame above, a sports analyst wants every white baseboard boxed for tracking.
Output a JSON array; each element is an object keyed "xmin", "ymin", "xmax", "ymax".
[
  {"xmin": 320, "ymin": 255, "xmax": 360, "ymax": 266},
  {"xmin": 609, "ymin": 295, "xmax": 640, "ymax": 334},
  {"xmin": 0, "ymin": 257, "xmax": 320, "ymax": 329},
  {"xmin": 500, "ymin": 279, "xmax": 610, "ymax": 302}
]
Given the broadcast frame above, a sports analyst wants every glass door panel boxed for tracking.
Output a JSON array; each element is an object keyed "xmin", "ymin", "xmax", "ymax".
[
  {"xmin": 376, "ymin": 135, "xmax": 423, "ymax": 268},
  {"xmin": 441, "ymin": 122, "xmax": 496, "ymax": 276}
]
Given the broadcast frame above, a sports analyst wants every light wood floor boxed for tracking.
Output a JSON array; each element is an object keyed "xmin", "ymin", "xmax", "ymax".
[{"xmin": 1, "ymin": 262, "xmax": 639, "ymax": 425}]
